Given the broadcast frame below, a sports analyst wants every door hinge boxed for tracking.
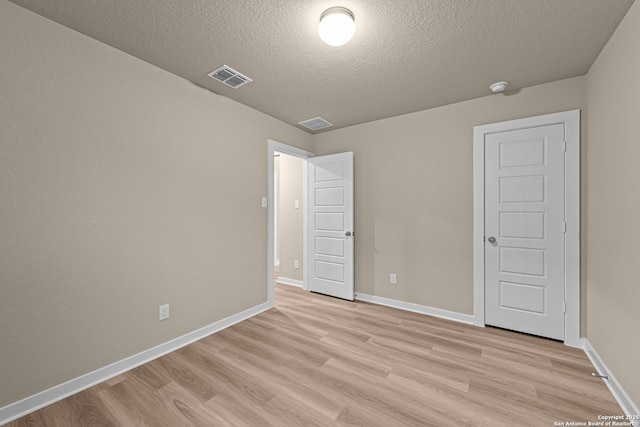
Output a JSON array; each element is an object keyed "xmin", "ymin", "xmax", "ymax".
[
  {"xmin": 563, "ymin": 141, "xmax": 567, "ymax": 152},
  {"xmin": 563, "ymin": 302, "xmax": 567, "ymax": 313},
  {"xmin": 562, "ymin": 221, "xmax": 567, "ymax": 233}
]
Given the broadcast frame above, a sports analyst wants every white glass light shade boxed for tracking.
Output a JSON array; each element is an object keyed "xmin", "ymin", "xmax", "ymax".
[{"xmin": 318, "ymin": 7, "xmax": 355, "ymax": 47}]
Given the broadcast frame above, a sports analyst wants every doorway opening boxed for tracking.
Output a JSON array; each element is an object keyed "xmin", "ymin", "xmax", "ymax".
[
  {"xmin": 266, "ymin": 140, "xmax": 314, "ymax": 307},
  {"xmin": 273, "ymin": 151, "xmax": 305, "ymax": 288},
  {"xmin": 267, "ymin": 140, "xmax": 355, "ymax": 305}
]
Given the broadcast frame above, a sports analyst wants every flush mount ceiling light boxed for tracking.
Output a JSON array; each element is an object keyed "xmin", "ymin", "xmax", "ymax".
[
  {"xmin": 490, "ymin": 81, "xmax": 509, "ymax": 93},
  {"xmin": 318, "ymin": 7, "xmax": 355, "ymax": 46}
]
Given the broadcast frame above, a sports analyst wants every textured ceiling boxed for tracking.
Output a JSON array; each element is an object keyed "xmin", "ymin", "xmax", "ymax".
[{"xmin": 9, "ymin": 0, "xmax": 635, "ymax": 132}]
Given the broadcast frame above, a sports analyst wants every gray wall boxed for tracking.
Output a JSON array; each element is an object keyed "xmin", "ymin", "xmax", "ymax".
[
  {"xmin": 0, "ymin": 1, "xmax": 312, "ymax": 407},
  {"xmin": 585, "ymin": 0, "xmax": 640, "ymax": 407},
  {"xmin": 314, "ymin": 77, "xmax": 586, "ymax": 315}
]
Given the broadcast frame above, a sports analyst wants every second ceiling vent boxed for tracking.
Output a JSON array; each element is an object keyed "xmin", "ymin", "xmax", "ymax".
[
  {"xmin": 298, "ymin": 117, "xmax": 333, "ymax": 131},
  {"xmin": 207, "ymin": 65, "xmax": 252, "ymax": 89}
]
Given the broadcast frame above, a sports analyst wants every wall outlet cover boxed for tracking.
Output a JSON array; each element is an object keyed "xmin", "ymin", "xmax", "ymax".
[{"xmin": 159, "ymin": 304, "xmax": 170, "ymax": 321}]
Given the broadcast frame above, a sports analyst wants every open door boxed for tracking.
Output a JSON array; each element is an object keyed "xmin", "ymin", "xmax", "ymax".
[{"xmin": 307, "ymin": 152, "xmax": 354, "ymax": 300}]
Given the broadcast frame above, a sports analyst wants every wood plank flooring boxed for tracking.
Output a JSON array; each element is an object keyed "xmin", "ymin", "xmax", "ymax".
[{"xmin": 7, "ymin": 284, "xmax": 623, "ymax": 426}]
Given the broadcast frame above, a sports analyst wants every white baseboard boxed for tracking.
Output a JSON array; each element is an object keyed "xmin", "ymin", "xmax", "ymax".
[
  {"xmin": 276, "ymin": 276, "xmax": 304, "ymax": 288},
  {"xmin": 0, "ymin": 301, "xmax": 271, "ymax": 426},
  {"xmin": 582, "ymin": 338, "xmax": 640, "ymax": 426},
  {"xmin": 355, "ymin": 292, "xmax": 475, "ymax": 325}
]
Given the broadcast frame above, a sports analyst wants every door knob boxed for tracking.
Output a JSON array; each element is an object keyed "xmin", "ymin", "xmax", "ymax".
[
  {"xmin": 487, "ymin": 236, "xmax": 496, "ymax": 244},
  {"xmin": 345, "ymin": 231, "xmax": 352, "ymax": 237}
]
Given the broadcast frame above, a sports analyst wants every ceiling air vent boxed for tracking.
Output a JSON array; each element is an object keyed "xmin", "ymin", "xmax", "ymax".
[
  {"xmin": 298, "ymin": 117, "xmax": 333, "ymax": 131},
  {"xmin": 207, "ymin": 65, "xmax": 252, "ymax": 89}
]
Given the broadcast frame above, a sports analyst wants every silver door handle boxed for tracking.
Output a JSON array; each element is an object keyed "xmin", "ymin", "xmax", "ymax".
[
  {"xmin": 345, "ymin": 231, "xmax": 352, "ymax": 237},
  {"xmin": 487, "ymin": 236, "xmax": 496, "ymax": 244}
]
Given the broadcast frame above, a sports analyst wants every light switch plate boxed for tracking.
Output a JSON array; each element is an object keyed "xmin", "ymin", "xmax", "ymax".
[{"xmin": 159, "ymin": 304, "xmax": 170, "ymax": 320}]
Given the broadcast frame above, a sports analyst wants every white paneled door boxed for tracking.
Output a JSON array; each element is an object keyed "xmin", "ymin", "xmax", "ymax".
[
  {"xmin": 485, "ymin": 124, "xmax": 565, "ymax": 340},
  {"xmin": 307, "ymin": 152, "xmax": 354, "ymax": 300}
]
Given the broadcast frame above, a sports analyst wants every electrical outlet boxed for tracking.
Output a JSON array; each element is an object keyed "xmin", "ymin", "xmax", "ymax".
[
  {"xmin": 390, "ymin": 273, "xmax": 397, "ymax": 284},
  {"xmin": 159, "ymin": 304, "xmax": 170, "ymax": 321},
  {"xmin": 294, "ymin": 259, "xmax": 299, "ymax": 269}
]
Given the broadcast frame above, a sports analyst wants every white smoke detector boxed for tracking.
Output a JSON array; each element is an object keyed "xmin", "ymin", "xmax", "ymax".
[{"xmin": 490, "ymin": 81, "xmax": 509, "ymax": 93}]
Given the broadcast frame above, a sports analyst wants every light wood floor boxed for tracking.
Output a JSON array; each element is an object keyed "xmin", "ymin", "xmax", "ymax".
[{"xmin": 7, "ymin": 283, "xmax": 622, "ymax": 426}]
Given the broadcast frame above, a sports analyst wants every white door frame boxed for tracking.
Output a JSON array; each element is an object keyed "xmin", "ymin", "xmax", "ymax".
[
  {"xmin": 267, "ymin": 139, "xmax": 314, "ymax": 308},
  {"xmin": 274, "ymin": 169, "xmax": 279, "ymax": 266},
  {"xmin": 473, "ymin": 110, "xmax": 581, "ymax": 347}
]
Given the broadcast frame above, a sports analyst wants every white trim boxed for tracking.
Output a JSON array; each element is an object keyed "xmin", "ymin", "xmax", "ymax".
[
  {"xmin": 473, "ymin": 110, "xmax": 581, "ymax": 347},
  {"xmin": 274, "ymin": 169, "xmax": 279, "ymax": 265},
  {"xmin": 267, "ymin": 139, "xmax": 314, "ymax": 306},
  {"xmin": 563, "ymin": 113, "xmax": 581, "ymax": 347},
  {"xmin": 275, "ymin": 277, "xmax": 304, "ymax": 288},
  {"xmin": 582, "ymin": 339, "xmax": 640, "ymax": 425},
  {"xmin": 302, "ymin": 160, "xmax": 309, "ymax": 291},
  {"xmin": 0, "ymin": 302, "xmax": 270, "ymax": 426},
  {"xmin": 355, "ymin": 293, "xmax": 475, "ymax": 325}
]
